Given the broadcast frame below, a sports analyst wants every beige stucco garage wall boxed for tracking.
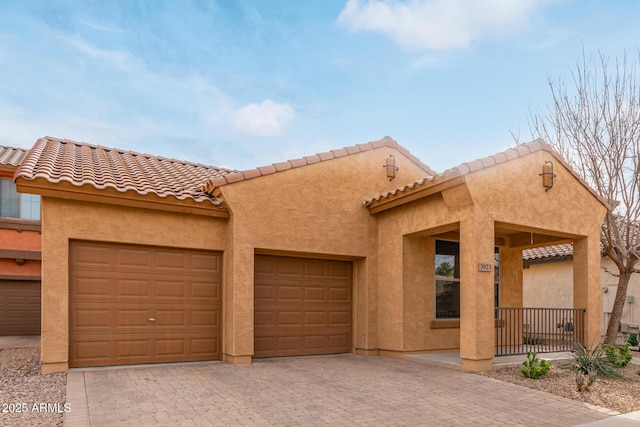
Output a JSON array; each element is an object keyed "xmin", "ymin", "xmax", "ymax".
[
  {"xmin": 40, "ymin": 198, "xmax": 228, "ymax": 373},
  {"xmin": 373, "ymin": 148, "xmax": 606, "ymax": 370},
  {"xmin": 217, "ymin": 146, "xmax": 432, "ymax": 362}
]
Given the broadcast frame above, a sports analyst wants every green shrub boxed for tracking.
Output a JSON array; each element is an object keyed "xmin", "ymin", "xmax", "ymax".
[
  {"xmin": 606, "ymin": 343, "xmax": 633, "ymax": 368},
  {"xmin": 562, "ymin": 344, "xmax": 622, "ymax": 386},
  {"xmin": 521, "ymin": 351, "xmax": 551, "ymax": 379},
  {"xmin": 628, "ymin": 333, "xmax": 638, "ymax": 347}
]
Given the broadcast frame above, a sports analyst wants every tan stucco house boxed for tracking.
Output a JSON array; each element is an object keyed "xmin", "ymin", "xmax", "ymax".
[{"xmin": 15, "ymin": 136, "xmax": 608, "ymax": 373}]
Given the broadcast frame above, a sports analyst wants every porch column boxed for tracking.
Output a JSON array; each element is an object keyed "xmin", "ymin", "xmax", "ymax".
[
  {"xmin": 459, "ymin": 213, "xmax": 495, "ymax": 372},
  {"xmin": 573, "ymin": 233, "xmax": 602, "ymax": 347},
  {"xmin": 500, "ymin": 246, "xmax": 523, "ymax": 307}
]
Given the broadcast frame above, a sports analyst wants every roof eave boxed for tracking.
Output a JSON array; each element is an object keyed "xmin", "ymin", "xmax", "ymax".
[
  {"xmin": 16, "ymin": 177, "xmax": 230, "ymax": 219},
  {"xmin": 365, "ymin": 174, "xmax": 465, "ymax": 215}
]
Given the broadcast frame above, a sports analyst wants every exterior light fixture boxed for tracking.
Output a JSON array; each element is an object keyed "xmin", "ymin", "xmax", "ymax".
[
  {"xmin": 539, "ymin": 161, "xmax": 556, "ymax": 191},
  {"xmin": 383, "ymin": 155, "xmax": 399, "ymax": 181},
  {"xmin": 16, "ymin": 258, "xmax": 25, "ymax": 265}
]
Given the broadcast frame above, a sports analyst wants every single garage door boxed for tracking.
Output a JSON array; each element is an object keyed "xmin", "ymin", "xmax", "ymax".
[
  {"xmin": 69, "ymin": 241, "xmax": 221, "ymax": 368},
  {"xmin": 0, "ymin": 280, "xmax": 40, "ymax": 336},
  {"xmin": 254, "ymin": 255, "xmax": 352, "ymax": 358}
]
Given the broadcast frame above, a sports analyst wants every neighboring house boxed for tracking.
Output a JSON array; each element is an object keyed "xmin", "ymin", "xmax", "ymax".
[
  {"xmin": 523, "ymin": 244, "xmax": 640, "ymax": 342},
  {"xmin": 0, "ymin": 145, "xmax": 41, "ymax": 336},
  {"xmin": 15, "ymin": 136, "xmax": 607, "ymax": 373}
]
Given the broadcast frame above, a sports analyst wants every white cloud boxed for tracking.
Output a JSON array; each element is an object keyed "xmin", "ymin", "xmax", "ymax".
[
  {"xmin": 231, "ymin": 100, "xmax": 295, "ymax": 137},
  {"xmin": 55, "ymin": 34, "xmax": 134, "ymax": 72},
  {"xmin": 337, "ymin": 0, "xmax": 550, "ymax": 50}
]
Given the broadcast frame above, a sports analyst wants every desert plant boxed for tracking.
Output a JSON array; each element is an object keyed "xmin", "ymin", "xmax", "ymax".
[
  {"xmin": 629, "ymin": 333, "xmax": 638, "ymax": 347},
  {"xmin": 520, "ymin": 351, "xmax": 551, "ymax": 379},
  {"xmin": 606, "ymin": 343, "xmax": 633, "ymax": 368},
  {"xmin": 563, "ymin": 344, "xmax": 622, "ymax": 391}
]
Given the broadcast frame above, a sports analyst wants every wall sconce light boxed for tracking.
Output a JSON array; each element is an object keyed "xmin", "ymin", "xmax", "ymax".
[
  {"xmin": 539, "ymin": 161, "xmax": 556, "ymax": 191},
  {"xmin": 383, "ymin": 155, "xmax": 399, "ymax": 181},
  {"xmin": 16, "ymin": 258, "xmax": 25, "ymax": 266}
]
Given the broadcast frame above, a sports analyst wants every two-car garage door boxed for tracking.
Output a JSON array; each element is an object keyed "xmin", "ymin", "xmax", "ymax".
[
  {"xmin": 69, "ymin": 241, "xmax": 221, "ymax": 368},
  {"xmin": 69, "ymin": 243, "xmax": 351, "ymax": 367}
]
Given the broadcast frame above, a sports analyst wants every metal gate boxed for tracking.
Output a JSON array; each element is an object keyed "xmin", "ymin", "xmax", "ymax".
[{"xmin": 495, "ymin": 307, "xmax": 585, "ymax": 356}]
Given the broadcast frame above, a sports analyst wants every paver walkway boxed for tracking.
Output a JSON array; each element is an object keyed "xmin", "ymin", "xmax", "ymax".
[{"xmin": 64, "ymin": 354, "xmax": 616, "ymax": 426}]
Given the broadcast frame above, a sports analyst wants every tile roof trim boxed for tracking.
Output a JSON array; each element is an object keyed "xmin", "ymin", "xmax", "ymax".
[
  {"xmin": 16, "ymin": 177, "xmax": 230, "ymax": 218},
  {"xmin": 522, "ymin": 243, "xmax": 574, "ymax": 264},
  {"xmin": 200, "ymin": 136, "xmax": 436, "ymax": 193},
  {"xmin": 15, "ymin": 137, "xmax": 234, "ymax": 212},
  {"xmin": 364, "ymin": 139, "xmax": 610, "ymax": 212},
  {"xmin": 0, "ymin": 145, "xmax": 29, "ymax": 169}
]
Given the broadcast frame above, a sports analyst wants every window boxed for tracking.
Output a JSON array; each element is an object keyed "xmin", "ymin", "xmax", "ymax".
[
  {"xmin": 0, "ymin": 178, "xmax": 40, "ymax": 220},
  {"xmin": 434, "ymin": 240, "xmax": 500, "ymax": 319},
  {"xmin": 435, "ymin": 240, "xmax": 460, "ymax": 319}
]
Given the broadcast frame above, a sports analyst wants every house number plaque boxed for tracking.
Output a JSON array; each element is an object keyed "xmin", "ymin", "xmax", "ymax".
[{"xmin": 477, "ymin": 263, "xmax": 492, "ymax": 272}]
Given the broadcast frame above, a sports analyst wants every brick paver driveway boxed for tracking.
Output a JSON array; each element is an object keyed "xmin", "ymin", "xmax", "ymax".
[{"xmin": 65, "ymin": 354, "xmax": 611, "ymax": 426}]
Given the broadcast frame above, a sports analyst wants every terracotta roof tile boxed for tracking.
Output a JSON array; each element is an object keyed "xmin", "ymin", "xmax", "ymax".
[
  {"xmin": 0, "ymin": 145, "xmax": 28, "ymax": 167},
  {"xmin": 331, "ymin": 148, "xmax": 349, "ymax": 158},
  {"xmin": 200, "ymin": 136, "xmax": 436, "ymax": 192},
  {"xmin": 274, "ymin": 161, "xmax": 292, "ymax": 172},
  {"xmin": 241, "ymin": 169, "xmax": 262, "ymax": 180},
  {"xmin": 289, "ymin": 158, "xmax": 308, "ymax": 168},
  {"xmin": 346, "ymin": 145, "xmax": 361, "ymax": 154},
  {"xmin": 304, "ymin": 154, "xmax": 321, "ymax": 165},
  {"xmin": 318, "ymin": 151, "xmax": 335, "ymax": 161},
  {"xmin": 523, "ymin": 243, "xmax": 574, "ymax": 263},
  {"xmin": 15, "ymin": 137, "xmax": 233, "ymax": 206},
  {"xmin": 258, "ymin": 165, "xmax": 277, "ymax": 175}
]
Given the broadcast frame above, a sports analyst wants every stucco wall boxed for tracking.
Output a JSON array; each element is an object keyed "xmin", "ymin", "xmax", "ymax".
[
  {"xmin": 40, "ymin": 198, "xmax": 227, "ymax": 373},
  {"xmin": 218, "ymin": 146, "xmax": 432, "ymax": 359},
  {"xmin": 524, "ymin": 257, "xmax": 640, "ymax": 336},
  {"xmin": 0, "ymin": 228, "xmax": 41, "ymax": 277}
]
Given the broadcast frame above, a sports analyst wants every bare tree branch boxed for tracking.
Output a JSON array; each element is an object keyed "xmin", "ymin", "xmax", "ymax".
[{"xmin": 528, "ymin": 47, "xmax": 640, "ymax": 344}]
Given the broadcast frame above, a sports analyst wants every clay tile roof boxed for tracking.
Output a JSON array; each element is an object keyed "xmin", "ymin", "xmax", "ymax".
[
  {"xmin": 364, "ymin": 139, "xmax": 609, "ymax": 210},
  {"xmin": 363, "ymin": 168, "xmax": 461, "ymax": 207},
  {"xmin": 200, "ymin": 136, "xmax": 436, "ymax": 193},
  {"xmin": 16, "ymin": 137, "xmax": 234, "ymax": 205},
  {"xmin": 0, "ymin": 145, "xmax": 28, "ymax": 167},
  {"xmin": 522, "ymin": 243, "xmax": 574, "ymax": 263}
]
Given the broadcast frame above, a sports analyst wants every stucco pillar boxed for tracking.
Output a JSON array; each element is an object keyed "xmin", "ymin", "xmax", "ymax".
[
  {"xmin": 459, "ymin": 213, "xmax": 495, "ymax": 372},
  {"xmin": 498, "ymin": 245, "xmax": 523, "ymax": 353},
  {"xmin": 354, "ymin": 257, "xmax": 378, "ymax": 354},
  {"xmin": 401, "ymin": 235, "xmax": 431, "ymax": 351},
  {"xmin": 222, "ymin": 244, "xmax": 254, "ymax": 364},
  {"xmin": 500, "ymin": 246, "xmax": 523, "ymax": 307},
  {"xmin": 573, "ymin": 234, "xmax": 602, "ymax": 348},
  {"xmin": 377, "ymin": 234, "xmax": 404, "ymax": 356}
]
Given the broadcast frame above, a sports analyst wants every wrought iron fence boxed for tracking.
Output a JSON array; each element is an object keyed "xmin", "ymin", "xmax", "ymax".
[{"xmin": 495, "ymin": 307, "xmax": 585, "ymax": 356}]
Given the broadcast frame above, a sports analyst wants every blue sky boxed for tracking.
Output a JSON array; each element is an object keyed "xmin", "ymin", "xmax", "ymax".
[{"xmin": 1, "ymin": 1, "xmax": 639, "ymax": 172}]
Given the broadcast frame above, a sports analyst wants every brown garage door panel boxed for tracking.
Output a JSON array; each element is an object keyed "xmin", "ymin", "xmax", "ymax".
[
  {"xmin": 0, "ymin": 281, "xmax": 41, "ymax": 336},
  {"xmin": 71, "ymin": 334, "xmax": 220, "ymax": 366},
  {"xmin": 254, "ymin": 255, "xmax": 352, "ymax": 358},
  {"xmin": 70, "ymin": 241, "xmax": 221, "ymax": 368}
]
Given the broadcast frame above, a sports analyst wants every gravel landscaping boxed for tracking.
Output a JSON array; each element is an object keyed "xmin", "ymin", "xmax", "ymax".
[
  {"xmin": 0, "ymin": 347, "xmax": 66, "ymax": 427},
  {"xmin": 481, "ymin": 353, "xmax": 640, "ymax": 415}
]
